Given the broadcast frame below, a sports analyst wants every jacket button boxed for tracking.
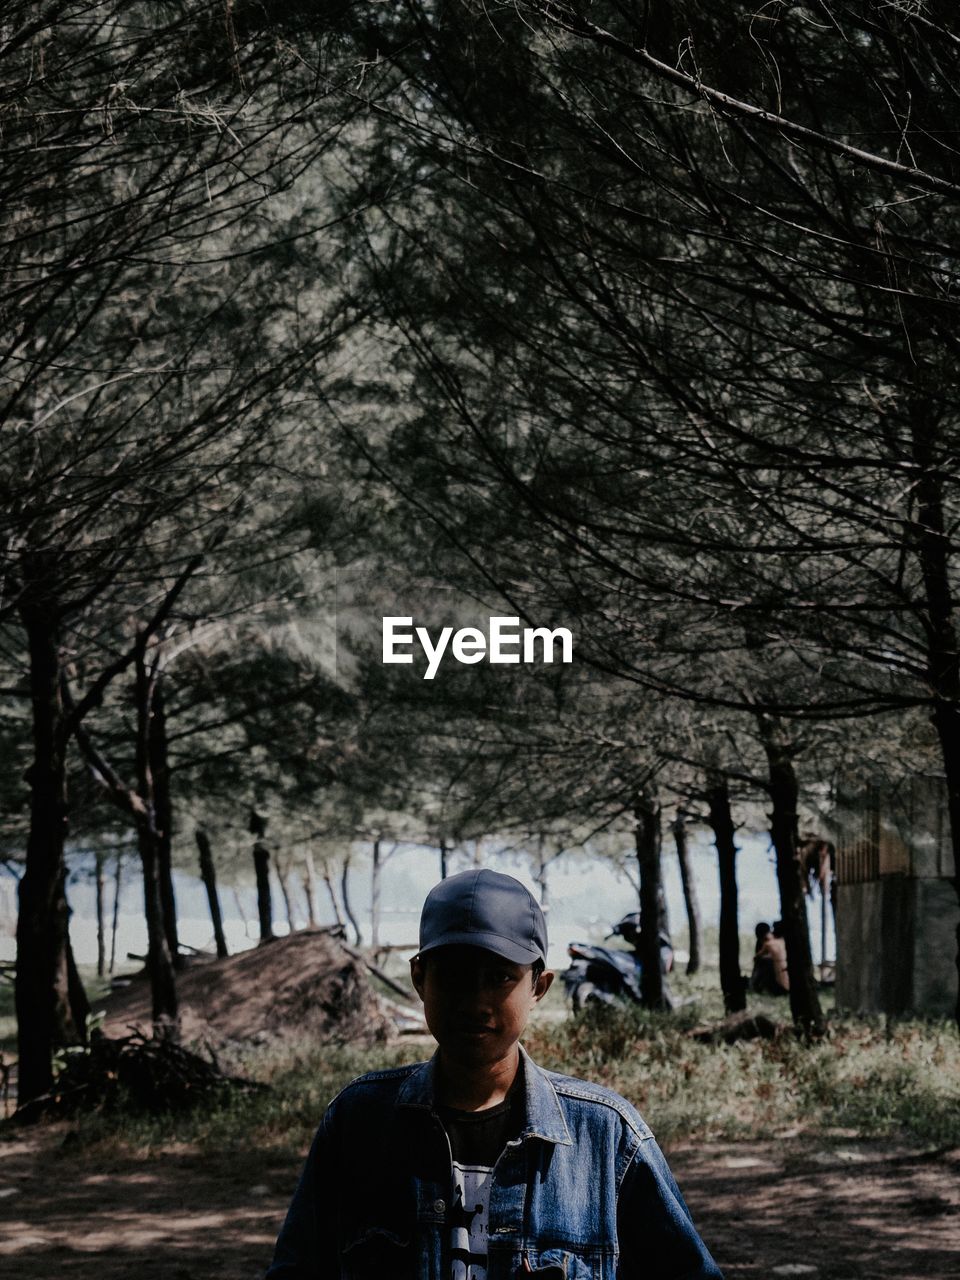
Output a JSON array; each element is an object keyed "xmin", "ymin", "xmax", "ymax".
[{"xmin": 433, "ymin": 1199, "xmax": 446, "ymax": 1214}]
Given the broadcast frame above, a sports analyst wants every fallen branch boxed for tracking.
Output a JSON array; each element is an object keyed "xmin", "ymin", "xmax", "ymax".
[
  {"xmin": 337, "ymin": 939, "xmax": 418, "ymax": 1003},
  {"xmin": 688, "ymin": 1012, "xmax": 783, "ymax": 1045},
  {"xmin": 7, "ymin": 1030, "xmax": 266, "ymax": 1125}
]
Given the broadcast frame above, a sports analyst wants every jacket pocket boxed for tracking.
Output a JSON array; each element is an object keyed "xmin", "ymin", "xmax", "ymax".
[
  {"xmin": 521, "ymin": 1248, "xmax": 604, "ymax": 1278},
  {"xmin": 340, "ymin": 1226, "xmax": 413, "ymax": 1279}
]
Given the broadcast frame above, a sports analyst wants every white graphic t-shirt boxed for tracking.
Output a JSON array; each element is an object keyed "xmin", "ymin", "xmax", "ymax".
[
  {"xmin": 439, "ymin": 1076, "xmax": 524, "ymax": 1280},
  {"xmin": 449, "ymin": 1162, "xmax": 494, "ymax": 1280}
]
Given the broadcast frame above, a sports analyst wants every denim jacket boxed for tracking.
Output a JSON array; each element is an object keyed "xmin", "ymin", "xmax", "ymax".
[{"xmin": 266, "ymin": 1045, "xmax": 722, "ymax": 1280}]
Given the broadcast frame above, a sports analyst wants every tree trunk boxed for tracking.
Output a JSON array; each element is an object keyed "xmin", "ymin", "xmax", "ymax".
[
  {"xmin": 908, "ymin": 399, "xmax": 960, "ymax": 1028},
  {"xmin": 110, "ymin": 851, "xmax": 123, "ymax": 974},
  {"xmin": 136, "ymin": 814, "xmax": 179, "ymax": 1036},
  {"xmin": 672, "ymin": 812, "xmax": 702, "ymax": 976},
  {"xmin": 370, "ymin": 838, "xmax": 382, "ymax": 948},
  {"xmin": 232, "ymin": 885, "xmax": 254, "ymax": 940},
  {"xmin": 322, "ymin": 867, "xmax": 345, "ymax": 929},
  {"xmin": 439, "ymin": 837, "xmax": 449, "ymax": 880},
  {"xmin": 95, "ymin": 849, "xmax": 107, "ymax": 978},
  {"xmin": 535, "ymin": 833, "xmax": 550, "ymax": 910},
  {"xmin": 149, "ymin": 677, "xmax": 181, "ymax": 970},
  {"xmin": 65, "ymin": 642, "xmax": 177, "ymax": 1034},
  {"xmin": 275, "ymin": 854, "xmax": 296, "ymax": 932},
  {"xmin": 341, "ymin": 854, "xmax": 361, "ymax": 945},
  {"xmin": 799, "ymin": 835, "xmax": 834, "ymax": 979},
  {"xmin": 706, "ymin": 775, "xmax": 746, "ymax": 1013},
  {"xmin": 134, "ymin": 648, "xmax": 178, "ymax": 1037},
  {"xmin": 195, "ymin": 828, "xmax": 228, "ymax": 959},
  {"xmin": 634, "ymin": 787, "xmax": 666, "ymax": 1009},
  {"xmin": 303, "ymin": 848, "xmax": 320, "ymax": 927},
  {"xmin": 757, "ymin": 716, "xmax": 825, "ymax": 1036},
  {"xmin": 15, "ymin": 602, "xmax": 79, "ymax": 1105},
  {"xmin": 927, "ymin": 713, "xmax": 960, "ymax": 1027},
  {"xmin": 253, "ymin": 841, "xmax": 275, "ymax": 943},
  {"xmin": 65, "ymin": 920, "xmax": 91, "ymax": 1042}
]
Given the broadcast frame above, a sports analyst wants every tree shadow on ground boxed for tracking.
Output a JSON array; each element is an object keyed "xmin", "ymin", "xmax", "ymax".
[
  {"xmin": 671, "ymin": 1139, "xmax": 960, "ymax": 1280},
  {"xmin": 0, "ymin": 1127, "xmax": 299, "ymax": 1280},
  {"xmin": 1, "ymin": 1129, "xmax": 958, "ymax": 1279}
]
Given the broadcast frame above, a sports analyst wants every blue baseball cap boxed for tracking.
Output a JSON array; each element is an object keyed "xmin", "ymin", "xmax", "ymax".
[{"xmin": 418, "ymin": 868, "xmax": 548, "ymax": 965}]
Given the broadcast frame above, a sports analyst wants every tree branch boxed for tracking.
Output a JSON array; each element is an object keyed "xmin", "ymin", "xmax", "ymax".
[{"xmin": 532, "ymin": 2, "xmax": 960, "ymax": 201}]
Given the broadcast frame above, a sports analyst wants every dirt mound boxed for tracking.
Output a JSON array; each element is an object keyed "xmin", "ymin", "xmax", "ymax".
[{"xmin": 98, "ymin": 929, "xmax": 394, "ymax": 1050}]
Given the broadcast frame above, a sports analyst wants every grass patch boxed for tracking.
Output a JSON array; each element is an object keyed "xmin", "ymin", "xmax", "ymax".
[
  {"xmin": 525, "ymin": 1001, "xmax": 960, "ymax": 1147},
  {"xmin": 11, "ymin": 961, "xmax": 960, "ymax": 1158},
  {"xmin": 52, "ymin": 1040, "xmax": 424, "ymax": 1160}
]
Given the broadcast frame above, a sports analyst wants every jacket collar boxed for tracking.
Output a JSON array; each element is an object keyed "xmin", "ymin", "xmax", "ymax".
[{"xmin": 396, "ymin": 1043, "xmax": 572, "ymax": 1147}]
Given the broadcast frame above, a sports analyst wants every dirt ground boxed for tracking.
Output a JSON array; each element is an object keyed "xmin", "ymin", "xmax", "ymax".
[
  {"xmin": 4, "ymin": 940, "xmax": 956, "ymax": 1276},
  {"xmin": 0, "ymin": 1126, "xmax": 957, "ymax": 1279}
]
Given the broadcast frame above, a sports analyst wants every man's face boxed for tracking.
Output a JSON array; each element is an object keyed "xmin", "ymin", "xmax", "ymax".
[{"xmin": 410, "ymin": 945, "xmax": 553, "ymax": 1068}]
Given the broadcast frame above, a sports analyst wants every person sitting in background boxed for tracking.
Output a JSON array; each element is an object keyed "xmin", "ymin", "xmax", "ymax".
[
  {"xmin": 750, "ymin": 922, "xmax": 776, "ymax": 996},
  {"xmin": 751, "ymin": 920, "xmax": 789, "ymax": 996}
]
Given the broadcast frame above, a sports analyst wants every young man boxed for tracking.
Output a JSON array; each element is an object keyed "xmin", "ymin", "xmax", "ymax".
[{"xmin": 266, "ymin": 868, "xmax": 722, "ymax": 1279}]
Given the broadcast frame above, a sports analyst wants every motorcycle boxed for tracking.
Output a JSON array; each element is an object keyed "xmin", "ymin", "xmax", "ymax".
[{"xmin": 562, "ymin": 912, "xmax": 674, "ymax": 1012}]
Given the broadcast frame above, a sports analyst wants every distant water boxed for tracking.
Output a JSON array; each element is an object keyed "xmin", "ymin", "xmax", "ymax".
[{"xmin": 0, "ymin": 830, "xmax": 834, "ymax": 969}]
